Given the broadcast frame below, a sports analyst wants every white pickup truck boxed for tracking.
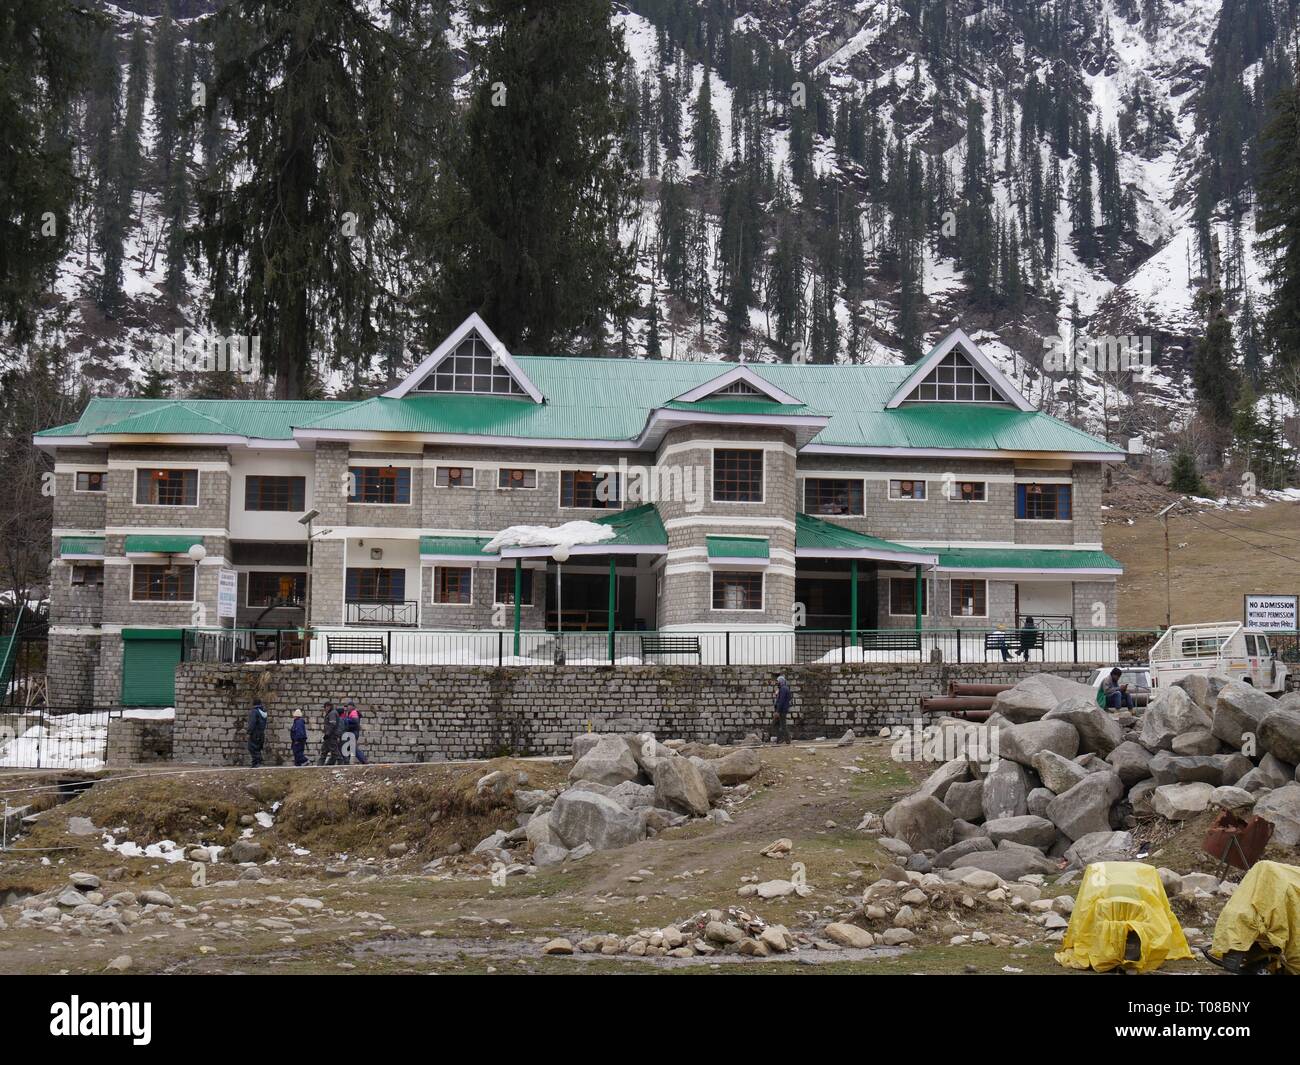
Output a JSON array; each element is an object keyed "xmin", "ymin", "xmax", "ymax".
[{"xmin": 1149, "ymin": 622, "xmax": 1291, "ymax": 695}]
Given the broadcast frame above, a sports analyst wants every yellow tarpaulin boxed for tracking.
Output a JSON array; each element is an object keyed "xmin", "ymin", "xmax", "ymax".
[
  {"xmin": 1210, "ymin": 860, "xmax": 1300, "ymax": 974},
  {"xmin": 1054, "ymin": 861, "xmax": 1192, "ymax": 973}
]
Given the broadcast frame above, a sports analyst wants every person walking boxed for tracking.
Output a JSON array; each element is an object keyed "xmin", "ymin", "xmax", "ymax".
[
  {"xmin": 772, "ymin": 674, "xmax": 792, "ymax": 745},
  {"xmin": 318, "ymin": 701, "xmax": 342, "ymax": 765},
  {"xmin": 341, "ymin": 699, "xmax": 368, "ymax": 765},
  {"xmin": 290, "ymin": 709, "xmax": 308, "ymax": 766},
  {"xmin": 246, "ymin": 699, "xmax": 267, "ymax": 767}
]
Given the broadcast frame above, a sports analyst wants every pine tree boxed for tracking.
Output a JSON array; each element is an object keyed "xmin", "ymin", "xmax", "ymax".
[
  {"xmin": 1191, "ymin": 287, "xmax": 1240, "ymax": 452},
  {"xmin": 0, "ymin": 0, "xmax": 91, "ymax": 341},
  {"xmin": 430, "ymin": 0, "xmax": 637, "ymax": 353},
  {"xmin": 1256, "ymin": 83, "xmax": 1300, "ymax": 376},
  {"xmin": 196, "ymin": 0, "xmax": 451, "ymax": 396},
  {"xmin": 691, "ymin": 67, "xmax": 721, "ymax": 177},
  {"xmin": 1169, "ymin": 450, "xmax": 1206, "ymax": 495}
]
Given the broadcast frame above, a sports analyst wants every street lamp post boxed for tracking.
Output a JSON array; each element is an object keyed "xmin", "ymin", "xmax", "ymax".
[{"xmin": 552, "ymin": 544, "xmax": 569, "ymax": 664}]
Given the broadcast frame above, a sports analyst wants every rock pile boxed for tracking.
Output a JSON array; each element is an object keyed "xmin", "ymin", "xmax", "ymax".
[
  {"xmin": 877, "ymin": 673, "xmax": 1300, "ymax": 876},
  {"xmin": 540, "ymin": 906, "xmax": 798, "ymax": 959},
  {"xmin": 475, "ymin": 734, "xmax": 762, "ymax": 869},
  {"xmin": 8, "ymin": 872, "xmax": 175, "ymax": 936}
]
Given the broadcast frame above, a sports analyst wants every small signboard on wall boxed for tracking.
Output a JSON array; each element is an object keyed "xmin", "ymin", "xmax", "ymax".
[
  {"xmin": 217, "ymin": 568, "xmax": 239, "ymax": 620},
  {"xmin": 1244, "ymin": 594, "xmax": 1299, "ymax": 631}
]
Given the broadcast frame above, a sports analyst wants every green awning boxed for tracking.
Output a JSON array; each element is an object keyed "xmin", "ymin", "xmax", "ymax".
[
  {"xmin": 795, "ymin": 513, "xmax": 937, "ymax": 565},
  {"xmin": 419, "ymin": 535, "xmax": 496, "ymax": 559},
  {"xmin": 591, "ymin": 503, "xmax": 667, "ymax": 547},
  {"xmin": 122, "ymin": 627, "xmax": 184, "ymax": 640},
  {"xmin": 925, "ymin": 546, "xmax": 1123, "ymax": 573},
  {"xmin": 60, "ymin": 536, "xmax": 105, "ymax": 558},
  {"xmin": 707, "ymin": 535, "xmax": 770, "ymax": 560},
  {"xmin": 123, "ymin": 534, "xmax": 203, "ymax": 554}
]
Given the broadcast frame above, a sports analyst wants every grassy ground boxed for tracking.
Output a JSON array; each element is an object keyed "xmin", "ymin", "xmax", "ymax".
[{"xmin": 1106, "ymin": 493, "xmax": 1300, "ymax": 629}]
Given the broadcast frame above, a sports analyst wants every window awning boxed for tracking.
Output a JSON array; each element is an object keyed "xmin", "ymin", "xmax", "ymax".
[
  {"xmin": 706, "ymin": 535, "xmax": 770, "ymax": 564},
  {"xmin": 60, "ymin": 536, "xmax": 105, "ymax": 559},
  {"xmin": 123, "ymin": 534, "xmax": 203, "ymax": 555},
  {"xmin": 419, "ymin": 536, "xmax": 498, "ymax": 563},
  {"xmin": 923, "ymin": 546, "xmax": 1123, "ymax": 576},
  {"xmin": 794, "ymin": 513, "xmax": 937, "ymax": 566}
]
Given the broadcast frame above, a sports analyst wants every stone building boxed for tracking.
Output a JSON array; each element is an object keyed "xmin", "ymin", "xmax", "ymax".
[{"xmin": 36, "ymin": 316, "xmax": 1124, "ymax": 706}]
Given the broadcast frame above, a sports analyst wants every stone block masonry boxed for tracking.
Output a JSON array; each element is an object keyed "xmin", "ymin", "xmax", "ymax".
[{"xmin": 174, "ymin": 661, "xmax": 1098, "ymax": 767}]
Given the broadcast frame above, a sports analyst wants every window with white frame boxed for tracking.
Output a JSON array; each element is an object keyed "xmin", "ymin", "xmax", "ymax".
[
  {"xmin": 434, "ymin": 566, "xmax": 473, "ymax": 604},
  {"xmin": 948, "ymin": 479, "xmax": 986, "ymax": 502},
  {"xmin": 560, "ymin": 469, "xmax": 621, "ymax": 509},
  {"xmin": 75, "ymin": 471, "xmax": 106, "ymax": 492},
  {"xmin": 713, "ymin": 449, "xmax": 764, "ymax": 502},
  {"xmin": 497, "ymin": 467, "xmax": 537, "ymax": 489},
  {"xmin": 949, "ymin": 579, "xmax": 987, "ymax": 617},
  {"xmin": 712, "ymin": 571, "xmax": 763, "ymax": 610},
  {"xmin": 804, "ymin": 477, "xmax": 864, "ymax": 515},
  {"xmin": 70, "ymin": 564, "xmax": 103, "ymax": 587},
  {"xmin": 906, "ymin": 351, "xmax": 1001, "ymax": 402},
  {"xmin": 435, "ymin": 465, "xmax": 475, "ymax": 489},
  {"xmin": 136, "ymin": 468, "xmax": 198, "ymax": 506},
  {"xmin": 888, "ymin": 478, "xmax": 926, "ymax": 500},
  {"xmin": 131, "ymin": 563, "xmax": 195, "ymax": 601}
]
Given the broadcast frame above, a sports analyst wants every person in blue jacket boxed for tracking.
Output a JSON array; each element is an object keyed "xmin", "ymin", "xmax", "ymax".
[
  {"xmin": 290, "ymin": 709, "xmax": 308, "ymax": 766},
  {"xmin": 772, "ymin": 675, "xmax": 792, "ymax": 745},
  {"xmin": 246, "ymin": 700, "xmax": 267, "ymax": 767}
]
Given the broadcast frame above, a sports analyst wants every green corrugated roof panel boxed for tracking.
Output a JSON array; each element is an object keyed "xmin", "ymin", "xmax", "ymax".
[
  {"xmin": 591, "ymin": 504, "xmax": 667, "ymax": 547},
  {"xmin": 795, "ymin": 513, "xmax": 924, "ymax": 555},
  {"xmin": 707, "ymin": 535, "xmax": 770, "ymax": 559},
  {"xmin": 925, "ymin": 546, "xmax": 1123, "ymax": 571},
  {"xmin": 39, "ymin": 357, "xmax": 1122, "ymax": 455},
  {"xmin": 124, "ymin": 534, "xmax": 203, "ymax": 554},
  {"xmin": 419, "ymin": 535, "xmax": 496, "ymax": 557},
  {"xmin": 36, "ymin": 422, "xmax": 81, "ymax": 437},
  {"xmin": 60, "ymin": 536, "xmax": 105, "ymax": 558}
]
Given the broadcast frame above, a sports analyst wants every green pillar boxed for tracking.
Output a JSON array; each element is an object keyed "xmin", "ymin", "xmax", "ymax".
[
  {"xmin": 512, "ymin": 557, "xmax": 522, "ymax": 656},
  {"xmin": 914, "ymin": 564, "xmax": 923, "ymax": 634},
  {"xmin": 607, "ymin": 556, "xmax": 616, "ymax": 662},
  {"xmin": 850, "ymin": 559, "xmax": 859, "ymax": 646}
]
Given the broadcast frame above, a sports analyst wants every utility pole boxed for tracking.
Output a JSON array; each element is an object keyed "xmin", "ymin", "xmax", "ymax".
[{"xmin": 1157, "ymin": 500, "xmax": 1181, "ymax": 629}]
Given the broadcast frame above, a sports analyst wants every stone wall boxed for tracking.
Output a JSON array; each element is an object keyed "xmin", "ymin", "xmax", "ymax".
[
  {"xmin": 173, "ymin": 661, "xmax": 1098, "ymax": 766},
  {"xmin": 106, "ymin": 715, "xmax": 175, "ymax": 765}
]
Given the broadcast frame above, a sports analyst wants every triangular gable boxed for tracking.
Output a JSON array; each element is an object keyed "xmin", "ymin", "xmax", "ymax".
[
  {"xmin": 670, "ymin": 364, "xmax": 803, "ymax": 406},
  {"xmin": 384, "ymin": 313, "xmax": 543, "ymax": 403},
  {"xmin": 885, "ymin": 329, "xmax": 1033, "ymax": 411}
]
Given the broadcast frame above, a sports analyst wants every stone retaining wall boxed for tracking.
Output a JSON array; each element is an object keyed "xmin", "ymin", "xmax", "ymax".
[
  {"xmin": 106, "ymin": 716, "xmax": 175, "ymax": 766},
  {"xmin": 173, "ymin": 662, "xmax": 1098, "ymax": 766}
]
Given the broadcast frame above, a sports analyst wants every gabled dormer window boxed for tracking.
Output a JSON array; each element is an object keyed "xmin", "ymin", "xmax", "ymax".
[
  {"xmin": 906, "ymin": 351, "xmax": 1002, "ymax": 403},
  {"xmin": 413, "ymin": 335, "xmax": 527, "ymax": 396}
]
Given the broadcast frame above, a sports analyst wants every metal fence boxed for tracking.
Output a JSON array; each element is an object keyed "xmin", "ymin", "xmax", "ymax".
[
  {"xmin": 0, "ymin": 705, "xmax": 115, "ymax": 770},
  {"xmin": 180, "ymin": 625, "xmax": 1166, "ymax": 668}
]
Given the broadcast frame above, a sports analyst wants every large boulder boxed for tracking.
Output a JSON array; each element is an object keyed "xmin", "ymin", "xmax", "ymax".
[
  {"xmin": 1032, "ymin": 749, "xmax": 1090, "ymax": 795},
  {"xmin": 653, "ymin": 754, "xmax": 711, "ymax": 817},
  {"xmin": 1139, "ymin": 686, "xmax": 1212, "ymax": 752},
  {"xmin": 624, "ymin": 733, "xmax": 663, "ymax": 776},
  {"xmin": 948, "ymin": 845, "xmax": 1057, "ymax": 879},
  {"xmin": 983, "ymin": 815, "xmax": 1058, "ymax": 850},
  {"xmin": 883, "ymin": 793, "xmax": 955, "ymax": 852},
  {"xmin": 572, "ymin": 734, "xmax": 601, "ymax": 761},
  {"xmin": 982, "ymin": 759, "xmax": 1030, "ymax": 820},
  {"xmin": 608, "ymin": 780, "xmax": 657, "ymax": 810},
  {"xmin": 1105, "ymin": 741, "xmax": 1154, "ymax": 787},
  {"xmin": 1046, "ymin": 771, "xmax": 1124, "ymax": 841},
  {"xmin": 1064, "ymin": 829, "xmax": 1133, "ymax": 868},
  {"xmin": 990, "ymin": 678, "xmax": 1059, "ymax": 723},
  {"xmin": 1254, "ymin": 783, "xmax": 1300, "ymax": 846},
  {"xmin": 688, "ymin": 757, "xmax": 725, "ymax": 804},
  {"xmin": 549, "ymin": 789, "xmax": 645, "ymax": 851},
  {"xmin": 942, "ymin": 780, "xmax": 985, "ymax": 823},
  {"xmin": 1044, "ymin": 698, "xmax": 1124, "ymax": 756},
  {"xmin": 1212, "ymin": 682, "xmax": 1279, "ymax": 750},
  {"xmin": 1259, "ymin": 709, "xmax": 1300, "ymax": 766},
  {"xmin": 1149, "ymin": 782, "xmax": 1215, "ymax": 820},
  {"xmin": 1026, "ymin": 787, "xmax": 1054, "ymax": 818},
  {"xmin": 569, "ymin": 735, "xmax": 640, "ymax": 787},
  {"xmin": 933, "ymin": 836, "xmax": 995, "ymax": 868},
  {"xmin": 997, "ymin": 721, "xmax": 1079, "ymax": 767},
  {"xmin": 1034, "ymin": 674, "xmax": 1107, "ymax": 704},
  {"xmin": 915, "ymin": 758, "xmax": 970, "ymax": 801},
  {"xmin": 1237, "ymin": 753, "xmax": 1296, "ymax": 792},
  {"xmin": 525, "ymin": 810, "xmax": 562, "ymax": 847},
  {"xmin": 713, "ymin": 748, "xmax": 761, "ymax": 785},
  {"xmin": 1172, "ymin": 729, "xmax": 1220, "ymax": 756}
]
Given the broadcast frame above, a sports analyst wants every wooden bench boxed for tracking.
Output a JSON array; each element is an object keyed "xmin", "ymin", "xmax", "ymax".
[
  {"xmin": 856, "ymin": 631, "xmax": 922, "ymax": 652},
  {"xmin": 326, "ymin": 635, "xmax": 388, "ymax": 662},
  {"xmin": 640, "ymin": 635, "xmax": 702, "ymax": 662},
  {"xmin": 985, "ymin": 631, "xmax": 1046, "ymax": 660}
]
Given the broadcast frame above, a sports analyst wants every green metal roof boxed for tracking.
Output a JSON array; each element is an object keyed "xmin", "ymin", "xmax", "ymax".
[
  {"xmin": 39, "ymin": 357, "xmax": 1122, "ymax": 455},
  {"xmin": 419, "ymin": 535, "xmax": 496, "ymax": 557},
  {"xmin": 591, "ymin": 504, "xmax": 667, "ymax": 547},
  {"xmin": 794, "ymin": 513, "xmax": 934, "ymax": 561},
  {"xmin": 707, "ymin": 535, "xmax": 770, "ymax": 559},
  {"xmin": 924, "ymin": 546, "xmax": 1123, "ymax": 572},
  {"xmin": 59, "ymin": 536, "xmax": 105, "ymax": 558},
  {"xmin": 124, "ymin": 534, "xmax": 204, "ymax": 554}
]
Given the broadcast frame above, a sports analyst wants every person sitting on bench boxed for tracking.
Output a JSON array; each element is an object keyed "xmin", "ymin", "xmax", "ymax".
[
  {"xmin": 1017, "ymin": 616, "xmax": 1038, "ymax": 660},
  {"xmin": 1101, "ymin": 667, "xmax": 1134, "ymax": 709}
]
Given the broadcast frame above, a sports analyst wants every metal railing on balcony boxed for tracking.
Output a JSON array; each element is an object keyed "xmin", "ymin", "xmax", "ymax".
[
  {"xmin": 179, "ymin": 625, "xmax": 1169, "ymax": 668},
  {"xmin": 344, "ymin": 600, "xmax": 419, "ymax": 627}
]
